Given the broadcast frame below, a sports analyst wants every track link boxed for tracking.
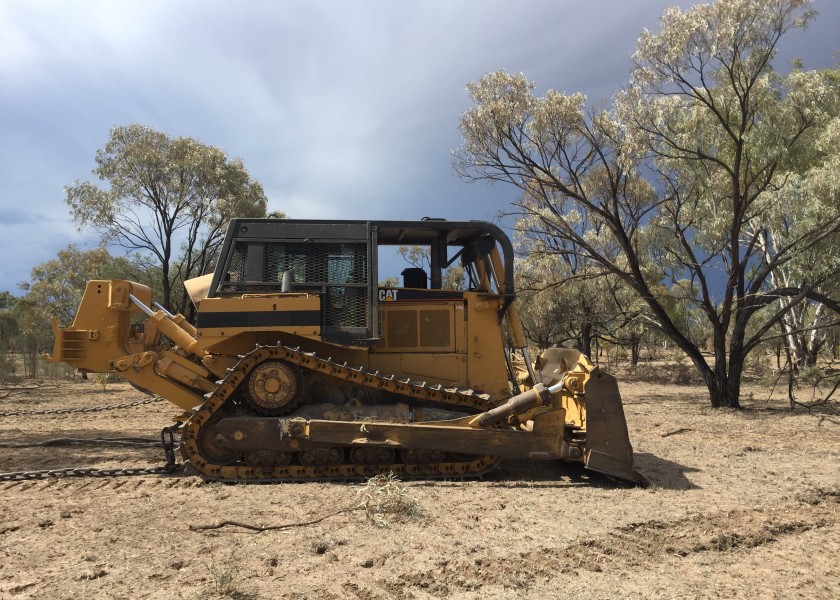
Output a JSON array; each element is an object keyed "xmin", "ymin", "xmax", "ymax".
[{"xmin": 181, "ymin": 344, "xmax": 499, "ymax": 482}]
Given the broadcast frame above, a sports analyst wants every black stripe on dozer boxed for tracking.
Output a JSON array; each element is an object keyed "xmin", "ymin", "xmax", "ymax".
[{"xmin": 196, "ymin": 310, "xmax": 321, "ymax": 329}]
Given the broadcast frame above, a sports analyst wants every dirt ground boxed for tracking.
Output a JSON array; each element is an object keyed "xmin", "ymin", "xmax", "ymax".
[{"xmin": 0, "ymin": 377, "xmax": 838, "ymax": 600}]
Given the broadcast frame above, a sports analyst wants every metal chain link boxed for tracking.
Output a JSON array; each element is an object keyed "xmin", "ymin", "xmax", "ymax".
[
  {"xmin": 0, "ymin": 437, "xmax": 162, "ymax": 448},
  {"xmin": 0, "ymin": 464, "xmax": 180, "ymax": 481},
  {"xmin": 0, "ymin": 424, "xmax": 183, "ymax": 482},
  {"xmin": 0, "ymin": 395, "xmax": 164, "ymax": 418}
]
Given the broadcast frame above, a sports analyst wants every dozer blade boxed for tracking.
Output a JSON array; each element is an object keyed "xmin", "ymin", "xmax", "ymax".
[{"xmin": 582, "ymin": 369, "xmax": 648, "ymax": 486}]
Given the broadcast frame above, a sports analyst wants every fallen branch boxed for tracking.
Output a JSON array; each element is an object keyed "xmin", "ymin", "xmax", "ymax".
[
  {"xmin": 789, "ymin": 396, "xmax": 840, "ymax": 414},
  {"xmin": 660, "ymin": 427, "xmax": 691, "ymax": 438},
  {"xmin": 189, "ymin": 505, "xmax": 361, "ymax": 533}
]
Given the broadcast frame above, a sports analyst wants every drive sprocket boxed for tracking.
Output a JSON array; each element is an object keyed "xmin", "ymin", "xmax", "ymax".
[{"xmin": 245, "ymin": 360, "xmax": 302, "ymax": 415}]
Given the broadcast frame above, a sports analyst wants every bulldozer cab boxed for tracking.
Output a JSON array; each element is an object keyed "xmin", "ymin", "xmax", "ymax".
[{"xmin": 206, "ymin": 219, "xmax": 516, "ymax": 347}]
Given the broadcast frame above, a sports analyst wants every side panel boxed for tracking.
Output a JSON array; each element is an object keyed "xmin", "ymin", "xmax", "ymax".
[
  {"xmin": 371, "ymin": 297, "xmax": 467, "ymax": 386},
  {"xmin": 463, "ymin": 292, "xmax": 510, "ymax": 400},
  {"xmin": 378, "ymin": 302, "xmax": 456, "ymax": 352},
  {"xmin": 369, "ymin": 292, "xmax": 510, "ymax": 399},
  {"xmin": 195, "ymin": 295, "xmax": 322, "ymax": 350}
]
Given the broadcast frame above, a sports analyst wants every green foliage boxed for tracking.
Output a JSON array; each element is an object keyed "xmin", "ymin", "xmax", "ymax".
[
  {"xmin": 65, "ymin": 124, "xmax": 271, "ymax": 313},
  {"xmin": 93, "ymin": 372, "xmax": 111, "ymax": 392},
  {"xmin": 0, "ymin": 291, "xmax": 16, "ymax": 310},
  {"xmin": 624, "ymin": 362, "xmax": 702, "ymax": 386},
  {"xmin": 14, "ymin": 298, "xmax": 52, "ymax": 378},
  {"xmin": 0, "ymin": 304, "xmax": 18, "ymax": 383},
  {"xmin": 356, "ymin": 472, "xmax": 421, "ymax": 528},
  {"xmin": 206, "ymin": 555, "xmax": 244, "ymax": 598},
  {"xmin": 515, "ymin": 250, "xmax": 617, "ymax": 354}
]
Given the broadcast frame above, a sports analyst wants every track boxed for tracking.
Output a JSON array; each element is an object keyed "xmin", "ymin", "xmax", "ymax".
[{"xmin": 181, "ymin": 344, "xmax": 501, "ymax": 481}]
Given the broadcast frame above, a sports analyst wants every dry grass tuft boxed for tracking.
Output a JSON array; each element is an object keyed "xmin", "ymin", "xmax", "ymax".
[
  {"xmin": 310, "ymin": 535, "xmax": 347, "ymax": 555},
  {"xmin": 206, "ymin": 553, "xmax": 250, "ymax": 599},
  {"xmin": 356, "ymin": 472, "xmax": 421, "ymax": 528}
]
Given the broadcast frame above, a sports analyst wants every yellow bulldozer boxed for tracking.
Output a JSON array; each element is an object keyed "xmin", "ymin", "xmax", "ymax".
[{"xmin": 47, "ymin": 218, "xmax": 645, "ymax": 484}]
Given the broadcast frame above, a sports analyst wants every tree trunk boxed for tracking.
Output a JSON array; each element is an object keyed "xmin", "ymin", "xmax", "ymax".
[
  {"xmin": 630, "ymin": 334, "xmax": 641, "ymax": 367},
  {"xmin": 185, "ymin": 303, "xmax": 196, "ymax": 324},
  {"xmin": 577, "ymin": 323, "xmax": 593, "ymax": 357},
  {"xmin": 781, "ymin": 303, "xmax": 825, "ymax": 370},
  {"xmin": 704, "ymin": 357, "xmax": 744, "ymax": 408},
  {"xmin": 692, "ymin": 334, "xmax": 742, "ymax": 409},
  {"xmin": 162, "ymin": 274, "xmax": 172, "ymax": 314},
  {"xmin": 704, "ymin": 374, "xmax": 742, "ymax": 408}
]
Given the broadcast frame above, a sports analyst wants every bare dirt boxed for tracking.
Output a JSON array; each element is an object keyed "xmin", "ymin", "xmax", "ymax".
[{"xmin": 0, "ymin": 377, "xmax": 838, "ymax": 600}]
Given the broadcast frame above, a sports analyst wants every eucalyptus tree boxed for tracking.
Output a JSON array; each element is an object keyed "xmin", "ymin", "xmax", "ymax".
[
  {"xmin": 66, "ymin": 124, "xmax": 269, "ymax": 313},
  {"xmin": 455, "ymin": 0, "xmax": 839, "ymax": 408}
]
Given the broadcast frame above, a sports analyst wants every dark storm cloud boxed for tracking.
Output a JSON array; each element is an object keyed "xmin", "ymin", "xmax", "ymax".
[{"xmin": 0, "ymin": 0, "xmax": 837, "ymax": 292}]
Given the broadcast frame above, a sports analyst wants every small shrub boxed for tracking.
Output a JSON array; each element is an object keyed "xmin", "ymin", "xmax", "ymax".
[
  {"xmin": 94, "ymin": 372, "xmax": 110, "ymax": 392},
  {"xmin": 670, "ymin": 363, "xmax": 700, "ymax": 385},
  {"xmin": 206, "ymin": 559, "xmax": 242, "ymax": 598},
  {"xmin": 38, "ymin": 358, "xmax": 76, "ymax": 380},
  {"xmin": 0, "ymin": 347, "xmax": 15, "ymax": 384},
  {"xmin": 357, "ymin": 472, "xmax": 421, "ymax": 528},
  {"xmin": 796, "ymin": 365, "xmax": 828, "ymax": 387},
  {"xmin": 93, "ymin": 371, "xmax": 121, "ymax": 391},
  {"xmin": 625, "ymin": 363, "xmax": 701, "ymax": 385}
]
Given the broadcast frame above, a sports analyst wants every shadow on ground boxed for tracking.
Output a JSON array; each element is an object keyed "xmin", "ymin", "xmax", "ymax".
[{"xmin": 633, "ymin": 452, "xmax": 701, "ymax": 490}]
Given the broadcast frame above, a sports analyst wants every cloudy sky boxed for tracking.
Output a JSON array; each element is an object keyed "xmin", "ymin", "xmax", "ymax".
[{"xmin": 1, "ymin": 0, "xmax": 838, "ymax": 293}]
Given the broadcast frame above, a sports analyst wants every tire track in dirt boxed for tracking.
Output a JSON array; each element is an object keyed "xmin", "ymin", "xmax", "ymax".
[{"xmin": 374, "ymin": 488, "xmax": 839, "ymax": 598}]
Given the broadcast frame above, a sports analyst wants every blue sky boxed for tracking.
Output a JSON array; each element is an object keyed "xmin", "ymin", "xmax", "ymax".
[{"xmin": 1, "ymin": 0, "xmax": 838, "ymax": 293}]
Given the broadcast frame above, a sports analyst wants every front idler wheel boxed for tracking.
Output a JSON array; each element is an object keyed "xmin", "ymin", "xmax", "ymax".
[{"xmin": 195, "ymin": 417, "xmax": 240, "ymax": 465}]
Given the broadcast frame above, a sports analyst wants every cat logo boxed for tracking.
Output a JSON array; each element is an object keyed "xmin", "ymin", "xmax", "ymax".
[{"xmin": 378, "ymin": 289, "xmax": 399, "ymax": 302}]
